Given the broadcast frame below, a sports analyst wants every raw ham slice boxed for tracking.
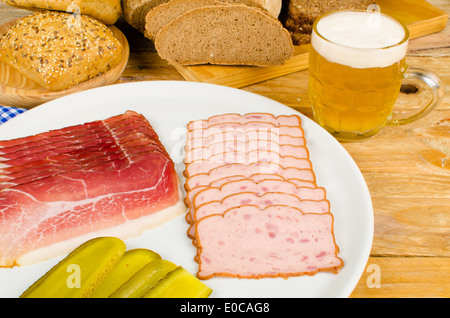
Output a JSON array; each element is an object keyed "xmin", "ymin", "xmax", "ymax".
[
  {"xmin": 0, "ymin": 136, "xmax": 168, "ymax": 189},
  {"xmin": 0, "ymin": 111, "xmax": 185, "ymax": 267},
  {"xmin": 0, "ymin": 118, "xmax": 168, "ymax": 167},
  {"xmin": 195, "ymin": 205, "xmax": 343, "ymax": 279},
  {"xmin": 0, "ymin": 111, "xmax": 161, "ymax": 155}
]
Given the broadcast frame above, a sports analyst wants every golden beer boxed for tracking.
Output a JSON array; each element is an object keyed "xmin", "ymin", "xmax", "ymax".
[{"xmin": 309, "ymin": 10, "xmax": 409, "ymax": 141}]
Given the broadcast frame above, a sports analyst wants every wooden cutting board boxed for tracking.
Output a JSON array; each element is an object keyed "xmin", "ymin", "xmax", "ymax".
[{"xmin": 174, "ymin": 0, "xmax": 448, "ymax": 88}]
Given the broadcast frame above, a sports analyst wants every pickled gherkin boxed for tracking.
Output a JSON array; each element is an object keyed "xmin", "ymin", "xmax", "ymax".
[
  {"xmin": 20, "ymin": 237, "xmax": 126, "ymax": 298},
  {"xmin": 89, "ymin": 248, "xmax": 161, "ymax": 298},
  {"xmin": 143, "ymin": 267, "xmax": 212, "ymax": 298},
  {"xmin": 20, "ymin": 237, "xmax": 213, "ymax": 298},
  {"xmin": 110, "ymin": 259, "xmax": 177, "ymax": 298}
]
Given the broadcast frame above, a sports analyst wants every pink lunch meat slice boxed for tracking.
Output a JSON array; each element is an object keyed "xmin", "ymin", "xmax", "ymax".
[
  {"xmin": 188, "ymin": 192, "xmax": 330, "ymax": 238},
  {"xmin": 195, "ymin": 205, "xmax": 343, "ymax": 279},
  {"xmin": 187, "ymin": 124, "xmax": 304, "ymax": 141},
  {"xmin": 185, "ymin": 135, "xmax": 306, "ymax": 159},
  {"xmin": 184, "ymin": 165, "xmax": 317, "ymax": 208},
  {"xmin": 191, "ymin": 179, "xmax": 326, "ymax": 216},
  {"xmin": 184, "ymin": 163, "xmax": 316, "ymax": 192},
  {"xmin": 183, "ymin": 154, "xmax": 311, "ymax": 180},
  {"xmin": 185, "ymin": 137, "xmax": 306, "ymax": 162},
  {"xmin": 187, "ymin": 113, "xmax": 301, "ymax": 130},
  {"xmin": 184, "ymin": 173, "xmax": 290, "ymax": 224}
]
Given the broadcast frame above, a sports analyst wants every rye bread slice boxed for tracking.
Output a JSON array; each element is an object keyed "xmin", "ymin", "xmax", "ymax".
[
  {"xmin": 122, "ymin": 0, "xmax": 171, "ymax": 32},
  {"xmin": 145, "ymin": 0, "xmax": 224, "ymax": 41},
  {"xmin": 145, "ymin": 0, "xmax": 273, "ymax": 41},
  {"xmin": 154, "ymin": 4, "xmax": 294, "ymax": 67}
]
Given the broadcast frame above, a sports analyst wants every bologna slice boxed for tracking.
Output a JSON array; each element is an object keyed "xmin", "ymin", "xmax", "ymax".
[
  {"xmin": 187, "ymin": 113, "xmax": 302, "ymax": 130},
  {"xmin": 188, "ymin": 192, "xmax": 330, "ymax": 238},
  {"xmin": 195, "ymin": 205, "xmax": 343, "ymax": 279}
]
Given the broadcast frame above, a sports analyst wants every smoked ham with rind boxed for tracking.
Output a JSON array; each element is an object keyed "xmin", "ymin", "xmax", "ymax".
[{"xmin": 0, "ymin": 111, "xmax": 185, "ymax": 267}]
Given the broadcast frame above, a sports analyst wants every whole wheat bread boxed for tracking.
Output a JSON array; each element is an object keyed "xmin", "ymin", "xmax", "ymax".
[
  {"xmin": 154, "ymin": 4, "xmax": 293, "ymax": 66},
  {"xmin": 283, "ymin": 0, "xmax": 374, "ymax": 45},
  {"xmin": 122, "ymin": 0, "xmax": 172, "ymax": 32},
  {"xmin": 145, "ymin": 0, "xmax": 281, "ymax": 41}
]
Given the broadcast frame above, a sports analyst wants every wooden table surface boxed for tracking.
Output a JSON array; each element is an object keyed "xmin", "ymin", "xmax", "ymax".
[{"xmin": 0, "ymin": 1, "xmax": 448, "ymax": 298}]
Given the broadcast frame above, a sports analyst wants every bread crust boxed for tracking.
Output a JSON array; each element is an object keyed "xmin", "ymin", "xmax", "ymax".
[
  {"xmin": 2, "ymin": 0, "xmax": 122, "ymax": 25},
  {"xmin": 154, "ymin": 4, "xmax": 293, "ymax": 66},
  {"xmin": 283, "ymin": 0, "xmax": 374, "ymax": 45}
]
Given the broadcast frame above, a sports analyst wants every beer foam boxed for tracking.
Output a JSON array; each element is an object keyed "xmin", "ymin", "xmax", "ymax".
[{"xmin": 311, "ymin": 11, "xmax": 408, "ymax": 68}]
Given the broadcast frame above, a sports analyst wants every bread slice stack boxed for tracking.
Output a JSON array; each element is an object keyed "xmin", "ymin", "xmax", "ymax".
[{"xmin": 123, "ymin": 0, "xmax": 292, "ymax": 66}]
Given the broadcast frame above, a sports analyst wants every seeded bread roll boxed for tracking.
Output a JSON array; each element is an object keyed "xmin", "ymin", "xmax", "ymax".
[
  {"xmin": 2, "ymin": 0, "xmax": 122, "ymax": 25},
  {"xmin": 0, "ymin": 11, "xmax": 124, "ymax": 91},
  {"xmin": 144, "ymin": 0, "xmax": 278, "ymax": 41},
  {"xmin": 122, "ymin": 0, "xmax": 172, "ymax": 32},
  {"xmin": 154, "ymin": 4, "xmax": 293, "ymax": 66}
]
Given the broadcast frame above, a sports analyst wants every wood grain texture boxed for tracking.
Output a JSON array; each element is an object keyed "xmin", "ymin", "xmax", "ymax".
[{"xmin": 0, "ymin": 0, "xmax": 448, "ymax": 298}]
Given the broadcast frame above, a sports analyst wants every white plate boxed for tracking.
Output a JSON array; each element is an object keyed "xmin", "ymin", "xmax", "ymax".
[{"xmin": 0, "ymin": 81, "xmax": 373, "ymax": 298}]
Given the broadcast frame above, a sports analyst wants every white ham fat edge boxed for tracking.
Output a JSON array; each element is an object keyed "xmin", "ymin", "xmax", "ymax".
[{"xmin": 15, "ymin": 186, "xmax": 186, "ymax": 267}]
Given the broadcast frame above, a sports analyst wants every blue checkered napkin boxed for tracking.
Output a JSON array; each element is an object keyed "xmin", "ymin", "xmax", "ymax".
[{"xmin": 0, "ymin": 106, "xmax": 27, "ymax": 125}]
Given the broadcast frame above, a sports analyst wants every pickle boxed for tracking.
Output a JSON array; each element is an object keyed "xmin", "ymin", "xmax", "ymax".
[
  {"xmin": 143, "ymin": 267, "xmax": 212, "ymax": 298},
  {"xmin": 89, "ymin": 248, "xmax": 161, "ymax": 298},
  {"xmin": 109, "ymin": 259, "xmax": 177, "ymax": 298},
  {"xmin": 20, "ymin": 237, "xmax": 126, "ymax": 298}
]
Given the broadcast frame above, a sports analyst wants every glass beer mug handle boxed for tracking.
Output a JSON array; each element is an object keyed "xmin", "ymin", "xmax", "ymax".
[{"xmin": 387, "ymin": 66, "xmax": 444, "ymax": 126}]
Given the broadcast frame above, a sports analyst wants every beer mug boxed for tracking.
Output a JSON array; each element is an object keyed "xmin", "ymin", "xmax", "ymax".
[{"xmin": 308, "ymin": 10, "xmax": 444, "ymax": 142}]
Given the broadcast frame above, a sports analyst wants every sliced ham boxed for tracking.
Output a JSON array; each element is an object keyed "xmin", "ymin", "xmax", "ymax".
[
  {"xmin": 185, "ymin": 137, "xmax": 306, "ymax": 163},
  {"xmin": 0, "ymin": 111, "xmax": 185, "ymax": 267},
  {"xmin": 187, "ymin": 113, "xmax": 301, "ymax": 130},
  {"xmin": 187, "ymin": 192, "xmax": 330, "ymax": 238},
  {"xmin": 185, "ymin": 153, "xmax": 312, "ymax": 177},
  {"xmin": 0, "ymin": 111, "xmax": 162, "ymax": 156},
  {"xmin": 183, "ymin": 113, "xmax": 342, "ymax": 279},
  {"xmin": 0, "ymin": 136, "xmax": 168, "ymax": 189},
  {"xmin": 191, "ymin": 179, "xmax": 326, "ymax": 215},
  {"xmin": 187, "ymin": 124, "xmax": 304, "ymax": 141},
  {"xmin": 185, "ymin": 162, "xmax": 315, "ymax": 190},
  {"xmin": 195, "ymin": 205, "xmax": 343, "ymax": 279}
]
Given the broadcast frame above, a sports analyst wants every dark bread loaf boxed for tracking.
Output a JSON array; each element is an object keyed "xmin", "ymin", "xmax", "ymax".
[
  {"xmin": 144, "ymin": 0, "xmax": 225, "ymax": 41},
  {"xmin": 154, "ymin": 4, "xmax": 294, "ymax": 66},
  {"xmin": 283, "ymin": 0, "xmax": 374, "ymax": 45},
  {"xmin": 122, "ymin": 0, "xmax": 172, "ymax": 32}
]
